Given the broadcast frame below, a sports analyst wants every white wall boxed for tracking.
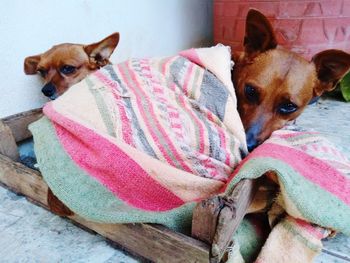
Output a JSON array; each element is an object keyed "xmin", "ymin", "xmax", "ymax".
[{"xmin": 0, "ymin": 0, "xmax": 213, "ymax": 117}]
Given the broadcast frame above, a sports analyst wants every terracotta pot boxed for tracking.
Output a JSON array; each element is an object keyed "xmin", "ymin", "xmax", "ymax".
[{"xmin": 214, "ymin": 0, "xmax": 350, "ymax": 59}]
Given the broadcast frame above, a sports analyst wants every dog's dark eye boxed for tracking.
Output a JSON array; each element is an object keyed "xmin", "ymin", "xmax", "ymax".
[
  {"xmin": 244, "ymin": 84, "xmax": 259, "ymax": 103},
  {"xmin": 60, "ymin": 65, "xmax": 76, "ymax": 75},
  {"xmin": 37, "ymin": 68, "xmax": 48, "ymax": 77},
  {"xmin": 278, "ymin": 102, "xmax": 298, "ymax": 115}
]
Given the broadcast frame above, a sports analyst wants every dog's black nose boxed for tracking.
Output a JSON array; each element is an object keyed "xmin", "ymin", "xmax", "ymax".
[
  {"xmin": 42, "ymin": 82, "xmax": 57, "ymax": 98},
  {"xmin": 247, "ymin": 139, "xmax": 257, "ymax": 152},
  {"xmin": 246, "ymin": 123, "xmax": 262, "ymax": 152}
]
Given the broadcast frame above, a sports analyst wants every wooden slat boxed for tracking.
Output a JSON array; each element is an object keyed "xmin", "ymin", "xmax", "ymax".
[
  {"xmin": 0, "ymin": 153, "xmax": 210, "ymax": 262},
  {"xmin": 192, "ymin": 179, "xmax": 257, "ymax": 263},
  {"xmin": 0, "ymin": 108, "xmax": 252, "ymax": 262},
  {"xmin": 192, "ymin": 196, "xmax": 222, "ymax": 244},
  {"xmin": 0, "ymin": 154, "xmax": 47, "ymax": 206},
  {"xmin": 75, "ymin": 218, "xmax": 210, "ymax": 263},
  {"xmin": 0, "ymin": 120, "xmax": 19, "ymax": 160},
  {"xmin": 210, "ymin": 179, "xmax": 257, "ymax": 263},
  {"xmin": 2, "ymin": 108, "xmax": 43, "ymax": 142}
]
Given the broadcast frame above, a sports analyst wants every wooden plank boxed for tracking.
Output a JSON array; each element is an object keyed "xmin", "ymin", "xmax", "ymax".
[
  {"xmin": 0, "ymin": 153, "xmax": 47, "ymax": 206},
  {"xmin": 2, "ymin": 108, "xmax": 43, "ymax": 142},
  {"xmin": 0, "ymin": 153, "xmax": 210, "ymax": 262},
  {"xmin": 74, "ymin": 217, "xmax": 210, "ymax": 263},
  {"xmin": 192, "ymin": 179, "xmax": 258, "ymax": 263},
  {"xmin": 0, "ymin": 120, "xmax": 19, "ymax": 160},
  {"xmin": 210, "ymin": 179, "xmax": 257, "ymax": 263},
  {"xmin": 192, "ymin": 196, "xmax": 222, "ymax": 244}
]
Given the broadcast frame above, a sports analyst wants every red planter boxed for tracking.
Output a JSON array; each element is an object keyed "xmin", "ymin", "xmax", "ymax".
[{"xmin": 214, "ymin": 0, "xmax": 350, "ymax": 59}]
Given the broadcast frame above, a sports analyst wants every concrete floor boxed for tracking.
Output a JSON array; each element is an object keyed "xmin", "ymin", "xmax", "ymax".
[
  {"xmin": 0, "ymin": 187, "xmax": 138, "ymax": 263},
  {"xmin": 0, "ymin": 97, "xmax": 349, "ymax": 262},
  {"xmin": 297, "ymin": 97, "xmax": 350, "ymax": 263}
]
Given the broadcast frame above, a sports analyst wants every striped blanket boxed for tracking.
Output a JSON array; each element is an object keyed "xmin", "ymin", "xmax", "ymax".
[
  {"xmin": 30, "ymin": 45, "xmax": 247, "ymax": 231},
  {"xmin": 226, "ymin": 125, "xmax": 350, "ymax": 262},
  {"xmin": 29, "ymin": 45, "xmax": 350, "ymax": 262}
]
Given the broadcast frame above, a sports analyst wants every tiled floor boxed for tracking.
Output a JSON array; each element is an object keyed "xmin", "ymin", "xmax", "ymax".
[{"xmin": 0, "ymin": 97, "xmax": 349, "ymax": 262}]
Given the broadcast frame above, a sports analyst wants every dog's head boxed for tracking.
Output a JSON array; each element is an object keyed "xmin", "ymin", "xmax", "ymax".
[
  {"xmin": 24, "ymin": 32, "xmax": 120, "ymax": 99},
  {"xmin": 233, "ymin": 10, "xmax": 350, "ymax": 151}
]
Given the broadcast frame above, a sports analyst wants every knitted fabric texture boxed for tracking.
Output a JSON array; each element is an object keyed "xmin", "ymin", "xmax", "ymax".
[{"xmin": 30, "ymin": 45, "xmax": 350, "ymax": 261}]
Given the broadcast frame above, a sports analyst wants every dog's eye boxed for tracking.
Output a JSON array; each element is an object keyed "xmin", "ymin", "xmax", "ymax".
[
  {"xmin": 60, "ymin": 65, "xmax": 76, "ymax": 75},
  {"xmin": 278, "ymin": 102, "xmax": 298, "ymax": 115},
  {"xmin": 37, "ymin": 68, "xmax": 48, "ymax": 77},
  {"xmin": 244, "ymin": 84, "xmax": 259, "ymax": 103}
]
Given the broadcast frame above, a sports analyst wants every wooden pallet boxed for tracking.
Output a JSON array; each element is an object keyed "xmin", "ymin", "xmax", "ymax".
[{"xmin": 0, "ymin": 109, "xmax": 256, "ymax": 262}]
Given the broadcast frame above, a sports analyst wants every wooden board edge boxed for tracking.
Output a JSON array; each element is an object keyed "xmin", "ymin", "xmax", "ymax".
[
  {"xmin": 210, "ymin": 179, "xmax": 257, "ymax": 262},
  {"xmin": 0, "ymin": 153, "xmax": 209, "ymax": 262},
  {"xmin": 0, "ymin": 120, "xmax": 19, "ymax": 160},
  {"xmin": 2, "ymin": 108, "xmax": 43, "ymax": 142},
  {"xmin": 192, "ymin": 196, "xmax": 221, "ymax": 244}
]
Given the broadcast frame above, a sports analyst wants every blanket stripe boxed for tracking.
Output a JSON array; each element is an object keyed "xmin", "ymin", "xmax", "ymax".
[
  {"xmin": 254, "ymin": 216, "xmax": 327, "ymax": 263},
  {"xmin": 225, "ymin": 129, "xmax": 350, "ymax": 235},
  {"xmin": 30, "ymin": 45, "xmax": 350, "ymax": 261},
  {"xmin": 250, "ymin": 143, "xmax": 350, "ymax": 205},
  {"xmin": 30, "ymin": 117, "xmax": 196, "ymax": 232},
  {"xmin": 45, "ymin": 103, "xmax": 186, "ymax": 211},
  {"xmin": 86, "ymin": 79, "xmax": 117, "ymax": 138},
  {"xmin": 104, "ymin": 66, "xmax": 158, "ymax": 157},
  {"xmin": 39, "ymin": 46, "xmax": 242, "ymax": 211}
]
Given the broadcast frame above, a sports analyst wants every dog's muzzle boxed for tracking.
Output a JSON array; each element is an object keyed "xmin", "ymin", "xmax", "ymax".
[
  {"xmin": 245, "ymin": 118, "xmax": 264, "ymax": 152},
  {"xmin": 42, "ymin": 82, "xmax": 58, "ymax": 100}
]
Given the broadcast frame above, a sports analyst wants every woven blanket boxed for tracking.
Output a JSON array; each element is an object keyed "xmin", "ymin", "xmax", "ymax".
[
  {"xmin": 227, "ymin": 125, "xmax": 350, "ymax": 235},
  {"xmin": 225, "ymin": 124, "xmax": 350, "ymax": 262},
  {"xmin": 29, "ymin": 45, "xmax": 350, "ymax": 261},
  {"xmin": 228, "ymin": 214, "xmax": 331, "ymax": 263},
  {"xmin": 30, "ymin": 45, "xmax": 247, "ymax": 231}
]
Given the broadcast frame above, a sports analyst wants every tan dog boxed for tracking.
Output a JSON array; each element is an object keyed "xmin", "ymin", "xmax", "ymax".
[
  {"xmin": 29, "ymin": 12, "xmax": 350, "ymax": 216},
  {"xmin": 24, "ymin": 32, "xmax": 120, "ymax": 99},
  {"xmin": 232, "ymin": 10, "xmax": 350, "ymax": 151}
]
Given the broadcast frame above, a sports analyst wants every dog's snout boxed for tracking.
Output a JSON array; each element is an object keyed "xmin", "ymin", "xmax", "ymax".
[
  {"xmin": 246, "ymin": 131, "xmax": 259, "ymax": 152},
  {"xmin": 42, "ymin": 82, "xmax": 57, "ymax": 98},
  {"xmin": 245, "ymin": 120, "xmax": 263, "ymax": 152}
]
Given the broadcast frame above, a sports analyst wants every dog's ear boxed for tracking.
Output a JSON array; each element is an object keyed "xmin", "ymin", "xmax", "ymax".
[
  {"xmin": 84, "ymin": 32, "xmax": 120, "ymax": 68},
  {"xmin": 312, "ymin": 49, "xmax": 350, "ymax": 96},
  {"xmin": 244, "ymin": 9, "xmax": 277, "ymax": 56},
  {"xmin": 24, "ymin": 55, "xmax": 41, "ymax": 75}
]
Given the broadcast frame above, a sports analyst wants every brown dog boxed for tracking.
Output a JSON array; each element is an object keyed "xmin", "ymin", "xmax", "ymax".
[
  {"xmin": 24, "ymin": 32, "xmax": 120, "ymax": 99},
  {"xmin": 233, "ymin": 10, "xmax": 350, "ymax": 151},
  {"xmin": 31, "ymin": 12, "xmax": 350, "ymax": 216}
]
